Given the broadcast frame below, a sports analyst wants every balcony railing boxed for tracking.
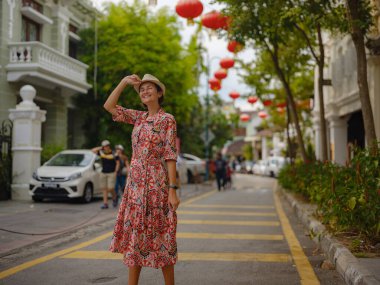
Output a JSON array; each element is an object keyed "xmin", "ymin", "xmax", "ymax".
[{"xmin": 7, "ymin": 42, "xmax": 89, "ymax": 92}]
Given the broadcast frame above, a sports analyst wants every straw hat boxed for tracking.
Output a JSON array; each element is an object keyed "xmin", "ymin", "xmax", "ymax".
[
  {"xmin": 134, "ymin": 74, "xmax": 166, "ymax": 95},
  {"xmin": 101, "ymin": 140, "xmax": 110, "ymax": 147}
]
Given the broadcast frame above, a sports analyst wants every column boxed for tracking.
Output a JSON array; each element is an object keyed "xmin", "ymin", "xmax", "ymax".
[
  {"xmin": 9, "ymin": 85, "xmax": 46, "ymax": 200},
  {"xmin": 328, "ymin": 115, "xmax": 348, "ymax": 165},
  {"xmin": 262, "ymin": 136, "xmax": 268, "ymax": 160},
  {"xmin": 313, "ymin": 114, "xmax": 321, "ymax": 161}
]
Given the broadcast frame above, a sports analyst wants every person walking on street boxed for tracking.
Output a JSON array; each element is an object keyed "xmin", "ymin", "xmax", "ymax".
[
  {"xmin": 114, "ymin": 144, "xmax": 130, "ymax": 198},
  {"xmin": 104, "ymin": 74, "xmax": 180, "ymax": 285},
  {"xmin": 92, "ymin": 140, "xmax": 119, "ymax": 209},
  {"xmin": 214, "ymin": 152, "xmax": 227, "ymax": 191}
]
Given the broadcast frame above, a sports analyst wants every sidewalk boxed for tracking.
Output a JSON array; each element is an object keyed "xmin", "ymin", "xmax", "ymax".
[
  {"xmin": 277, "ymin": 183, "xmax": 380, "ymax": 285},
  {"xmin": 0, "ymin": 182, "xmax": 213, "ymax": 258}
]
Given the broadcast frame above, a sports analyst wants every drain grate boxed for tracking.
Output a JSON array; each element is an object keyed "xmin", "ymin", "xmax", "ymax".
[
  {"xmin": 90, "ymin": 277, "xmax": 118, "ymax": 284},
  {"xmin": 44, "ymin": 208, "xmax": 83, "ymax": 214}
]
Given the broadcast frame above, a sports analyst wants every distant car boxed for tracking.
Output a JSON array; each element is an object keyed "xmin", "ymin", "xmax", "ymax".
[
  {"xmin": 180, "ymin": 153, "xmax": 206, "ymax": 183},
  {"xmin": 252, "ymin": 160, "xmax": 267, "ymax": 176},
  {"xmin": 265, "ymin": 156, "xmax": 287, "ymax": 177},
  {"xmin": 245, "ymin": 161, "xmax": 255, "ymax": 174},
  {"xmin": 29, "ymin": 150, "xmax": 102, "ymax": 203}
]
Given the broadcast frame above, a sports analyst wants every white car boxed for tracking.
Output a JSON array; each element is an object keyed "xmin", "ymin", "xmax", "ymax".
[
  {"xmin": 265, "ymin": 156, "xmax": 287, "ymax": 177},
  {"xmin": 252, "ymin": 160, "xmax": 267, "ymax": 176},
  {"xmin": 29, "ymin": 150, "xmax": 102, "ymax": 203},
  {"xmin": 180, "ymin": 153, "xmax": 206, "ymax": 183}
]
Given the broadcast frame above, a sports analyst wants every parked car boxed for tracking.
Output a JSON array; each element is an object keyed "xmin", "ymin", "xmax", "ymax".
[
  {"xmin": 265, "ymin": 156, "xmax": 287, "ymax": 177},
  {"xmin": 245, "ymin": 161, "xmax": 255, "ymax": 174},
  {"xmin": 252, "ymin": 160, "xmax": 267, "ymax": 176},
  {"xmin": 180, "ymin": 153, "xmax": 206, "ymax": 183},
  {"xmin": 29, "ymin": 150, "xmax": 102, "ymax": 203}
]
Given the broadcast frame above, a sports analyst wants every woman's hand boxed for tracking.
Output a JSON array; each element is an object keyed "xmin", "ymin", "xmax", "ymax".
[
  {"xmin": 168, "ymin": 189, "xmax": 180, "ymax": 211},
  {"xmin": 122, "ymin": 74, "xmax": 141, "ymax": 86}
]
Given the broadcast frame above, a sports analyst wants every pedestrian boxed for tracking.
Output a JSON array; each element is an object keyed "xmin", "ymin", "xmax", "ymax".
[
  {"xmin": 91, "ymin": 140, "xmax": 119, "ymax": 209},
  {"xmin": 104, "ymin": 74, "xmax": 180, "ymax": 285},
  {"xmin": 214, "ymin": 152, "xmax": 227, "ymax": 191},
  {"xmin": 114, "ymin": 144, "xmax": 130, "ymax": 198}
]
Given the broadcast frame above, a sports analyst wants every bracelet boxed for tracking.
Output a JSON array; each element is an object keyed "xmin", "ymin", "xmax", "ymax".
[{"xmin": 169, "ymin": 184, "xmax": 178, "ymax": 190}]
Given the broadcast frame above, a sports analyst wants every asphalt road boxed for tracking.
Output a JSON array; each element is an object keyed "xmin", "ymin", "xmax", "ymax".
[{"xmin": 0, "ymin": 174, "xmax": 345, "ymax": 285}]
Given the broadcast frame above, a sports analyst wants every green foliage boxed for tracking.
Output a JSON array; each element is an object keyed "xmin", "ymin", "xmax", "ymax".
[
  {"xmin": 243, "ymin": 143, "xmax": 253, "ymax": 161},
  {"xmin": 278, "ymin": 145, "xmax": 380, "ymax": 239},
  {"xmin": 76, "ymin": 1, "xmax": 206, "ymax": 156},
  {"xmin": 41, "ymin": 144, "xmax": 65, "ymax": 164}
]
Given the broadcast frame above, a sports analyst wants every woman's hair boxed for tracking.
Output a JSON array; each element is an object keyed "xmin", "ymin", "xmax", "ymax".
[{"xmin": 140, "ymin": 82, "xmax": 164, "ymax": 107}]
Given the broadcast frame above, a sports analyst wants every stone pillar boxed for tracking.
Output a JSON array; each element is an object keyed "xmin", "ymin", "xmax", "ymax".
[
  {"xmin": 9, "ymin": 85, "xmax": 46, "ymax": 200},
  {"xmin": 262, "ymin": 136, "xmax": 268, "ymax": 160},
  {"xmin": 328, "ymin": 115, "xmax": 348, "ymax": 165}
]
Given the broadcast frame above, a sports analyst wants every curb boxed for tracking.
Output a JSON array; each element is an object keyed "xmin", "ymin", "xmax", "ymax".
[{"xmin": 276, "ymin": 185, "xmax": 379, "ymax": 285}]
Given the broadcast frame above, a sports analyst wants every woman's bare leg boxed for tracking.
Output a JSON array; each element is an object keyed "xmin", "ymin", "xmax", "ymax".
[
  {"xmin": 162, "ymin": 265, "xmax": 174, "ymax": 285},
  {"xmin": 128, "ymin": 266, "xmax": 142, "ymax": 285}
]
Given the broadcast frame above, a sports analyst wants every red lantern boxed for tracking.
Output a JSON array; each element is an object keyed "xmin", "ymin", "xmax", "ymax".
[
  {"xmin": 240, "ymin": 114, "xmax": 250, "ymax": 122},
  {"xmin": 263, "ymin": 100, "xmax": 272, "ymax": 107},
  {"xmin": 208, "ymin": 78, "xmax": 221, "ymax": 91},
  {"xmin": 220, "ymin": 58, "xmax": 235, "ymax": 69},
  {"xmin": 247, "ymin": 96, "xmax": 258, "ymax": 104},
  {"xmin": 227, "ymin": 41, "xmax": 243, "ymax": 53},
  {"xmin": 220, "ymin": 15, "xmax": 231, "ymax": 30},
  {"xmin": 214, "ymin": 69, "xmax": 227, "ymax": 80},
  {"xmin": 276, "ymin": 102, "xmax": 287, "ymax": 108},
  {"xmin": 201, "ymin": 11, "xmax": 224, "ymax": 30},
  {"xmin": 258, "ymin": 111, "xmax": 268, "ymax": 119},
  {"xmin": 229, "ymin": 91, "xmax": 240, "ymax": 100},
  {"xmin": 175, "ymin": 0, "xmax": 204, "ymax": 24}
]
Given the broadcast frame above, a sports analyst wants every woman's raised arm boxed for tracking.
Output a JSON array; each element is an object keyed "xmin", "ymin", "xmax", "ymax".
[{"xmin": 103, "ymin": 74, "xmax": 141, "ymax": 114}]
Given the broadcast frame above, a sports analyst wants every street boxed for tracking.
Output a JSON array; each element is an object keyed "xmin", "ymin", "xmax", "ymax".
[{"xmin": 0, "ymin": 174, "xmax": 344, "ymax": 285}]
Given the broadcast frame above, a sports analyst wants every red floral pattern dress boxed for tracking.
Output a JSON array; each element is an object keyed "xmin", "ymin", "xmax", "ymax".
[{"xmin": 109, "ymin": 105, "xmax": 178, "ymax": 268}]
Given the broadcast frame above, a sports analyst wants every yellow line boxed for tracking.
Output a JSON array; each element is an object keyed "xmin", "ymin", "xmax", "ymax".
[
  {"xmin": 183, "ymin": 204, "xmax": 275, "ymax": 209},
  {"xmin": 0, "ymin": 232, "xmax": 113, "ymax": 280},
  {"xmin": 179, "ymin": 219, "xmax": 280, "ymax": 227},
  {"xmin": 178, "ymin": 210, "xmax": 276, "ymax": 217},
  {"xmin": 61, "ymin": 251, "xmax": 291, "ymax": 263},
  {"xmin": 274, "ymin": 191, "xmax": 320, "ymax": 284},
  {"xmin": 177, "ymin": 232, "xmax": 283, "ymax": 240},
  {"xmin": 181, "ymin": 190, "xmax": 217, "ymax": 206}
]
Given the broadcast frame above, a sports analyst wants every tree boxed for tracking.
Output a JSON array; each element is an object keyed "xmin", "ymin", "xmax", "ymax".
[
  {"xmin": 76, "ymin": 2, "xmax": 203, "ymax": 156},
  {"xmin": 216, "ymin": 0, "xmax": 310, "ymax": 162}
]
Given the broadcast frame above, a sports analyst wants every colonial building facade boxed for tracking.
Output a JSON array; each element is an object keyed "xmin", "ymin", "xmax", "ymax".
[
  {"xmin": 0, "ymin": 0, "xmax": 94, "ymax": 149},
  {"xmin": 313, "ymin": 30, "xmax": 380, "ymax": 165}
]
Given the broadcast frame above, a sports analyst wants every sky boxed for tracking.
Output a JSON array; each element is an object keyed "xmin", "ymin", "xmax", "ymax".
[{"xmin": 91, "ymin": 0, "xmax": 258, "ymax": 111}]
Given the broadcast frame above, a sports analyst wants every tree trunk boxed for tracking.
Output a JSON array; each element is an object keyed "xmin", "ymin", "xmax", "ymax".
[
  {"xmin": 345, "ymin": 0, "xmax": 378, "ymax": 152},
  {"xmin": 271, "ymin": 54, "xmax": 308, "ymax": 162},
  {"xmin": 317, "ymin": 24, "xmax": 329, "ymax": 161}
]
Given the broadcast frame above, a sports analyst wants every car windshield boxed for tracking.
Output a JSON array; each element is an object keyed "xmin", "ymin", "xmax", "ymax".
[{"xmin": 46, "ymin": 153, "xmax": 92, "ymax": 167}]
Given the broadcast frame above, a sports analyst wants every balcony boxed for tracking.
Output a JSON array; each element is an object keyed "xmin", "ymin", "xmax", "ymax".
[{"xmin": 6, "ymin": 42, "xmax": 91, "ymax": 94}]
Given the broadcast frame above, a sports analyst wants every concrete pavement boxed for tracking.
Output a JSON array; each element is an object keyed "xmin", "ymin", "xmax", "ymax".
[{"xmin": 0, "ymin": 174, "xmax": 345, "ymax": 284}]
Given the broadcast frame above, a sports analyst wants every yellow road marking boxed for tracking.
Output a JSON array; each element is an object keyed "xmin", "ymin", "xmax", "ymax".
[
  {"xmin": 183, "ymin": 204, "xmax": 275, "ymax": 209},
  {"xmin": 178, "ymin": 210, "xmax": 276, "ymax": 217},
  {"xmin": 274, "ymin": 190, "xmax": 320, "ymax": 285},
  {"xmin": 0, "ymin": 232, "xmax": 113, "ymax": 280},
  {"xmin": 177, "ymin": 232, "xmax": 283, "ymax": 240},
  {"xmin": 61, "ymin": 251, "xmax": 291, "ymax": 263},
  {"xmin": 181, "ymin": 190, "xmax": 217, "ymax": 206},
  {"xmin": 180, "ymin": 219, "xmax": 280, "ymax": 227}
]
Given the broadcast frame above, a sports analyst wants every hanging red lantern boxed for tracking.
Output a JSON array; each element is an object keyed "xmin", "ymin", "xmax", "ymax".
[
  {"xmin": 175, "ymin": 0, "xmax": 204, "ymax": 24},
  {"xmin": 219, "ymin": 58, "xmax": 235, "ymax": 69},
  {"xmin": 214, "ymin": 69, "xmax": 228, "ymax": 80},
  {"xmin": 208, "ymin": 78, "xmax": 221, "ymax": 91},
  {"xmin": 227, "ymin": 40, "xmax": 243, "ymax": 53},
  {"xmin": 229, "ymin": 91, "xmax": 240, "ymax": 100},
  {"xmin": 263, "ymin": 100, "xmax": 272, "ymax": 107},
  {"xmin": 258, "ymin": 111, "xmax": 268, "ymax": 119},
  {"xmin": 220, "ymin": 15, "xmax": 232, "ymax": 30},
  {"xmin": 201, "ymin": 11, "xmax": 224, "ymax": 30},
  {"xmin": 247, "ymin": 96, "xmax": 258, "ymax": 105},
  {"xmin": 240, "ymin": 114, "xmax": 250, "ymax": 122},
  {"xmin": 276, "ymin": 102, "xmax": 286, "ymax": 108}
]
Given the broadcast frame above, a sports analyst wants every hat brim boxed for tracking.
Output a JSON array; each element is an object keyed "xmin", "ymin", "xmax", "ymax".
[{"xmin": 134, "ymin": 80, "xmax": 166, "ymax": 96}]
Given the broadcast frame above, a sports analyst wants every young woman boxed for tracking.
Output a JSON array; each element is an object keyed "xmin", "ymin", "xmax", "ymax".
[{"xmin": 104, "ymin": 74, "xmax": 180, "ymax": 285}]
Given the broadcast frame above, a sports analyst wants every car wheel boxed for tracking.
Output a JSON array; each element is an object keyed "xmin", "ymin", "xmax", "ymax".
[
  {"xmin": 32, "ymin": 196, "xmax": 43, "ymax": 202},
  {"xmin": 270, "ymin": 171, "xmax": 275, "ymax": 178},
  {"xmin": 81, "ymin": 183, "xmax": 93, "ymax": 203},
  {"xmin": 187, "ymin": 170, "xmax": 194, "ymax": 184}
]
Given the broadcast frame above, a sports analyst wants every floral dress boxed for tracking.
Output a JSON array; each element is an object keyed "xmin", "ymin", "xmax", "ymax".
[{"xmin": 109, "ymin": 105, "xmax": 178, "ymax": 268}]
